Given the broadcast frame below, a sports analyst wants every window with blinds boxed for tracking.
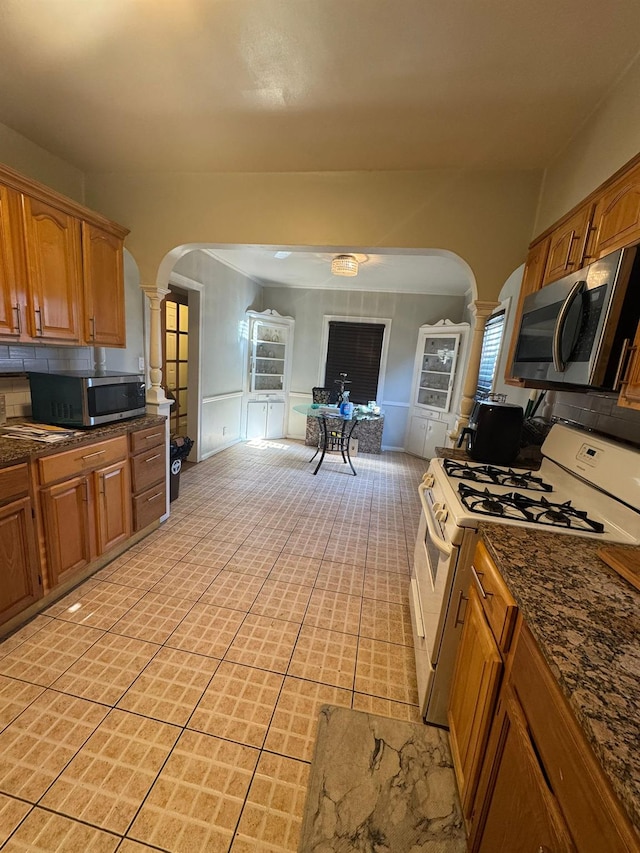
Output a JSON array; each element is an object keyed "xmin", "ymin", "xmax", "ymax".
[
  {"xmin": 476, "ymin": 310, "xmax": 506, "ymax": 399},
  {"xmin": 324, "ymin": 321, "xmax": 385, "ymax": 404}
]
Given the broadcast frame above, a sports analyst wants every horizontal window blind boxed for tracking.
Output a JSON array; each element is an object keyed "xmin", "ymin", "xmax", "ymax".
[
  {"xmin": 324, "ymin": 321, "xmax": 385, "ymax": 405},
  {"xmin": 476, "ymin": 311, "xmax": 506, "ymax": 399}
]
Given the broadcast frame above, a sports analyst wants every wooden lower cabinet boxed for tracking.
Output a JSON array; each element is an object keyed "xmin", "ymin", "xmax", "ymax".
[
  {"xmin": 474, "ymin": 684, "xmax": 576, "ymax": 853},
  {"xmin": 0, "ymin": 495, "xmax": 41, "ymax": 626},
  {"xmin": 129, "ymin": 425, "xmax": 166, "ymax": 532},
  {"xmin": 40, "ymin": 475, "xmax": 93, "ymax": 585},
  {"xmin": 448, "ymin": 585, "xmax": 502, "ymax": 823},
  {"xmin": 93, "ymin": 460, "xmax": 131, "ymax": 554},
  {"xmin": 452, "ymin": 544, "xmax": 640, "ymax": 852},
  {"xmin": 37, "ymin": 438, "xmax": 132, "ymax": 587}
]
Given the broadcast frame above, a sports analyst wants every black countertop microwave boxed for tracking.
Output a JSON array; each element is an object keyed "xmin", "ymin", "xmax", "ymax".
[
  {"xmin": 28, "ymin": 371, "xmax": 146, "ymax": 427},
  {"xmin": 511, "ymin": 246, "xmax": 640, "ymax": 390}
]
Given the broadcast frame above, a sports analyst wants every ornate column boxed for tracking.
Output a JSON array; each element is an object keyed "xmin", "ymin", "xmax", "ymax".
[
  {"xmin": 451, "ymin": 299, "xmax": 500, "ymax": 440},
  {"xmin": 141, "ymin": 285, "xmax": 170, "ymax": 406},
  {"xmin": 141, "ymin": 284, "xmax": 172, "ymax": 520}
]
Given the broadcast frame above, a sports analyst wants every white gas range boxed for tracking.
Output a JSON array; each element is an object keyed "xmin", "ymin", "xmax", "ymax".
[{"xmin": 409, "ymin": 422, "xmax": 640, "ymax": 727}]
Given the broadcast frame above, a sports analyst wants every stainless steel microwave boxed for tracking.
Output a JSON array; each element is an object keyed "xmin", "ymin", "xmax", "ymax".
[
  {"xmin": 511, "ymin": 247, "xmax": 640, "ymax": 389},
  {"xmin": 29, "ymin": 371, "xmax": 146, "ymax": 427}
]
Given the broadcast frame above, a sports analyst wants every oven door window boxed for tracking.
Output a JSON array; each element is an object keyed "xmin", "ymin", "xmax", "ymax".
[{"xmin": 88, "ymin": 383, "xmax": 145, "ymax": 417}]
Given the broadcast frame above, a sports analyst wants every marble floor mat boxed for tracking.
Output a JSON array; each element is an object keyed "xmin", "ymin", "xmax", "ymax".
[{"xmin": 299, "ymin": 706, "xmax": 467, "ymax": 853}]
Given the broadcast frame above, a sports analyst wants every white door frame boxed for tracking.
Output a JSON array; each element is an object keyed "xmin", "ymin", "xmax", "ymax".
[{"xmin": 319, "ymin": 315, "xmax": 392, "ymax": 403}]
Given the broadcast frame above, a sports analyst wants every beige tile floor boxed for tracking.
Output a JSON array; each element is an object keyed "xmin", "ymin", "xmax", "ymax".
[{"xmin": 0, "ymin": 439, "xmax": 426, "ymax": 852}]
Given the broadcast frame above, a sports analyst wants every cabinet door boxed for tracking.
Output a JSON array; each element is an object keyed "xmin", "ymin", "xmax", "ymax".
[
  {"xmin": 251, "ymin": 321, "xmax": 287, "ymax": 393},
  {"xmin": 474, "ymin": 686, "xmax": 576, "ymax": 853},
  {"xmin": 0, "ymin": 185, "xmax": 22, "ymax": 338},
  {"xmin": 406, "ymin": 416, "xmax": 428, "ymax": 457},
  {"xmin": 82, "ymin": 222, "xmax": 126, "ymax": 347},
  {"xmin": 617, "ymin": 325, "xmax": 640, "ymax": 410},
  {"xmin": 417, "ymin": 334, "xmax": 460, "ymax": 411},
  {"xmin": 423, "ymin": 417, "xmax": 448, "ymax": 459},
  {"xmin": 503, "ymin": 236, "xmax": 550, "ymax": 386},
  {"xmin": 593, "ymin": 160, "xmax": 640, "ymax": 257},
  {"xmin": 448, "ymin": 586, "xmax": 503, "ymax": 823},
  {"xmin": 246, "ymin": 400, "xmax": 267, "ymax": 439},
  {"xmin": 21, "ymin": 195, "xmax": 83, "ymax": 342},
  {"xmin": 265, "ymin": 401, "xmax": 285, "ymax": 439},
  {"xmin": 406, "ymin": 416, "xmax": 447, "ymax": 459},
  {"xmin": 0, "ymin": 497, "xmax": 41, "ymax": 627},
  {"xmin": 41, "ymin": 475, "xmax": 92, "ymax": 585},
  {"xmin": 93, "ymin": 459, "xmax": 131, "ymax": 555},
  {"xmin": 542, "ymin": 204, "xmax": 594, "ymax": 286}
]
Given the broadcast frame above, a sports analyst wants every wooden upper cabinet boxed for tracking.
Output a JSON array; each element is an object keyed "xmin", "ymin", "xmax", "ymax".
[
  {"xmin": 542, "ymin": 203, "xmax": 595, "ymax": 285},
  {"xmin": 0, "ymin": 184, "xmax": 21, "ymax": 338},
  {"xmin": 592, "ymin": 159, "xmax": 640, "ymax": 258},
  {"xmin": 616, "ymin": 323, "xmax": 640, "ymax": 409},
  {"xmin": 0, "ymin": 163, "xmax": 129, "ymax": 347},
  {"xmin": 21, "ymin": 195, "xmax": 83, "ymax": 343},
  {"xmin": 82, "ymin": 222, "xmax": 126, "ymax": 347},
  {"xmin": 503, "ymin": 236, "xmax": 550, "ymax": 386}
]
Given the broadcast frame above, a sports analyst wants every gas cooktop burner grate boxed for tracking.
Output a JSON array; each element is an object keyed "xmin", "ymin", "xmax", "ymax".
[
  {"xmin": 458, "ymin": 484, "xmax": 535, "ymax": 522},
  {"xmin": 511, "ymin": 493, "xmax": 605, "ymax": 534},
  {"xmin": 443, "ymin": 460, "xmax": 552, "ymax": 491},
  {"xmin": 457, "ymin": 483, "xmax": 605, "ymax": 533}
]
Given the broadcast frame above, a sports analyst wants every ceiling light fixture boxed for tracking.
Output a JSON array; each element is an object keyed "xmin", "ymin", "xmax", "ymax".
[{"xmin": 331, "ymin": 254, "xmax": 359, "ymax": 277}]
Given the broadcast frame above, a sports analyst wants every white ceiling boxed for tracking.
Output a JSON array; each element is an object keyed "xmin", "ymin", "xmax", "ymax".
[
  {"xmin": 0, "ymin": 0, "xmax": 638, "ymax": 174},
  {"xmin": 201, "ymin": 247, "xmax": 473, "ymax": 293}
]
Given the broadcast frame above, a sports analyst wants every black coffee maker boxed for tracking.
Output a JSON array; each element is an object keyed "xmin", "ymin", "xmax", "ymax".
[{"xmin": 458, "ymin": 399, "xmax": 524, "ymax": 465}]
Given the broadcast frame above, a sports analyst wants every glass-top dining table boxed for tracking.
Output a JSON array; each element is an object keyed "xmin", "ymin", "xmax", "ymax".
[{"xmin": 293, "ymin": 404, "xmax": 383, "ymax": 475}]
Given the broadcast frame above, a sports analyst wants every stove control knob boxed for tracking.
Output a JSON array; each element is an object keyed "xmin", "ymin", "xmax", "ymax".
[
  {"xmin": 435, "ymin": 506, "xmax": 449, "ymax": 523},
  {"xmin": 422, "ymin": 473, "xmax": 435, "ymax": 488}
]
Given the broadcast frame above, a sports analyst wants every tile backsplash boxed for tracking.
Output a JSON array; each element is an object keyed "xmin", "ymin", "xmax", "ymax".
[
  {"xmin": 0, "ymin": 343, "xmax": 93, "ymax": 418},
  {"xmin": 549, "ymin": 389, "xmax": 640, "ymax": 447}
]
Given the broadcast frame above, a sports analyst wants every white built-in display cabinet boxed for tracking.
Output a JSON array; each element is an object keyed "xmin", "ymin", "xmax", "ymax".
[
  {"xmin": 405, "ymin": 320, "xmax": 469, "ymax": 459},
  {"xmin": 244, "ymin": 310, "xmax": 294, "ymax": 439}
]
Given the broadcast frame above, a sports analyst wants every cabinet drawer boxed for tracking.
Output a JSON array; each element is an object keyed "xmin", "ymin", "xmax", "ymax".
[
  {"xmin": 511, "ymin": 623, "xmax": 638, "ymax": 853},
  {"xmin": 130, "ymin": 425, "xmax": 165, "ymax": 454},
  {"xmin": 471, "ymin": 541, "xmax": 517, "ymax": 654},
  {"xmin": 132, "ymin": 482, "xmax": 166, "ymax": 531},
  {"xmin": 38, "ymin": 436, "xmax": 128, "ymax": 485},
  {"xmin": 131, "ymin": 445, "xmax": 166, "ymax": 494},
  {"xmin": 0, "ymin": 463, "xmax": 30, "ymax": 504}
]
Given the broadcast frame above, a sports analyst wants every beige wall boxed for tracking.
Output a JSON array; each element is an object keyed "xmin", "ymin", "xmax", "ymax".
[
  {"xmin": 85, "ymin": 169, "xmax": 541, "ymax": 302},
  {"xmin": 535, "ymin": 55, "xmax": 640, "ymax": 233},
  {"xmin": 0, "ymin": 122, "xmax": 85, "ymax": 202}
]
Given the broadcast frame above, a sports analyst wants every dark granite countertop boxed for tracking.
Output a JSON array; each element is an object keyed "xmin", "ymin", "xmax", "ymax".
[
  {"xmin": 480, "ymin": 523, "xmax": 640, "ymax": 832},
  {"xmin": 0, "ymin": 415, "xmax": 166, "ymax": 468},
  {"xmin": 435, "ymin": 445, "xmax": 543, "ymax": 469}
]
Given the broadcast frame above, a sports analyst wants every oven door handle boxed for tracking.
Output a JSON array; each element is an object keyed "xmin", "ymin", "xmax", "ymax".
[
  {"xmin": 418, "ymin": 484, "xmax": 453, "ymax": 556},
  {"xmin": 410, "ymin": 578, "xmax": 426, "ymax": 638}
]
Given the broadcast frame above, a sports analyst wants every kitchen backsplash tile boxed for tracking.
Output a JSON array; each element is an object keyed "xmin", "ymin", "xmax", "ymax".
[
  {"xmin": 550, "ymin": 390, "xmax": 640, "ymax": 447},
  {"xmin": 0, "ymin": 344, "xmax": 93, "ymax": 418}
]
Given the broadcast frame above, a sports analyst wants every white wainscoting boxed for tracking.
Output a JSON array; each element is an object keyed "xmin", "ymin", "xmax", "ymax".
[
  {"xmin": 200, "ymin": 391, "xmax": 244, "ymax": 459},
  {"xmin": 287, "ymin": 391, "xmax": 312, "ymax": 440},
  {"xmin": 379, "ymin": 400, "xmax": 411, "ymax": 450}
]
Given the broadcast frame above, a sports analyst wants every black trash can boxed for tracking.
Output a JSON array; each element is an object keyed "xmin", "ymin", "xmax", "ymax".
[{"xmin": 169, "ymin": 436, "xmax": 193, "ymax": 502}]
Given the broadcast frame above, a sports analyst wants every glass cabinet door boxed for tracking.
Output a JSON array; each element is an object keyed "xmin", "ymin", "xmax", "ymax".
[
  {"xmin": 416, "ymin": 334, "xmax": 460, "ymax": 411},
  {"xmin": 250, "ymin": 321, "xmax": 288, "ymax": 392}
]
